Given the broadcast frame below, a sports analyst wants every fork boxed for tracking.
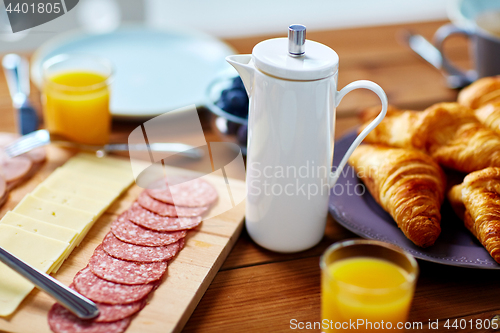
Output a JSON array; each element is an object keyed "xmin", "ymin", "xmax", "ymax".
[{"xmin": 4, "ymin": 129, "xmax": 204, "ymax": 159}]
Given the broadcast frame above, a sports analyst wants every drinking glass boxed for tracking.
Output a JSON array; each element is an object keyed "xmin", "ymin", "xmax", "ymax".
[
  {"xmin": 42, "ymin": 54, "xmax": 113, "ymax": 145},
  {"xmin": 320, "ymin": 239, "xmax": 418, "ymax": 332}
]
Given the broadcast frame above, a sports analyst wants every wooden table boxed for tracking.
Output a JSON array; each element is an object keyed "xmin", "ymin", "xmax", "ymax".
[{"xmin": 1, "ymin": 20, "xmax": 500, "ymax": 333}]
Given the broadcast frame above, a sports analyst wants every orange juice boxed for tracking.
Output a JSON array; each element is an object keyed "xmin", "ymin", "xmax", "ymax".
[
  {"xmin": 43, "ymin": 71, "xmax": 110, "ymax": 145},
  {"xmin": 322, "ymin": 257, "xmax": 413, "ymax": 332}
]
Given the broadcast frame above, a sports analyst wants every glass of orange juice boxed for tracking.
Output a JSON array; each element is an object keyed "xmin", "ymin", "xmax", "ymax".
[
  {"xmin": 320, "ymin": 239, "xmax": 418, "ymax": 332},
  {"xmin": 42, "ymin": 54, "xmax": 113, "ymax": 145}
]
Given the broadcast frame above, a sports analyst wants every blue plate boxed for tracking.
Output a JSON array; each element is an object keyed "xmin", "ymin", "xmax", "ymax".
[
  {"xmin": 31, "ymin": 26, "xmax": 235, "ymax": 119},
  {"xmin": 329, "ymin": 131, "xmax": 500, "ymax": 269}
]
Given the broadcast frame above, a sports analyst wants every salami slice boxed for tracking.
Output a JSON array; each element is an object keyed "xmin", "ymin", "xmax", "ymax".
[
  {"xmin": 128, "ymin": 202, "xmax": 202, "ymax": 231},
  {"xmin": 48, "ymin": 303, "xmax": 131, "ymax": 333},
  {"xmin": 180, "ymin": 237, "xmax": 186, "ymax": 248},
  {"xmin": 111, "ymin": 213, "xmax": 186, "ymax": 247},
  {"xmin": 0, "ymin": 174, "xmax": 7, "ymax": 207},
  {"xmin": 0, "ymin": 133, "xmax": 18, "ymax": 150},
  {"xmin": 94, "ymin": 300, "xmax": 145, "ymax": 323},
  {"xmin": 137, "ymin": 192, "xmax": 208, "ymax": 217},
  {"xmin": 73, "ymin": 267, "xmax": 154, "ymax": 305},
  {"xmin": 103, "ymin": 232, "xmax": 181, "ymax": 262},
  {"xmin": 0, "ymin": 133, "xmax": 18, "ymax": 145},
  {"xmin": 147, "ymin": 177, "xmax": 218, "ymax": 207},
  {"xmin": 89, "ymin": 245, "xmax": 167, "ymax": 285},
  {"xmin": 66, "ymin": 283, "xmax": 143, "ymax": 323},
  {"xmin": 1, "ymin": 156, "xmax": 32, "ymax": 183},
  {"xmin": 24, "ymin": 147, "xmax": 47, "ymax": 164}
]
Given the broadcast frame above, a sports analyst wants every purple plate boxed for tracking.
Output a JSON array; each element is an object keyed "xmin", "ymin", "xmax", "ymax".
[{"xmin": 329, "ymin": 131, "xmax": 500, "ymax": 269}]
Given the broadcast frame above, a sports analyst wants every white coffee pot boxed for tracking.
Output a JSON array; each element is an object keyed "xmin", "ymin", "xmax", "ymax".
[{"xmin": 227, "ymin": 25, "xmax": 387, "ymax": 253}]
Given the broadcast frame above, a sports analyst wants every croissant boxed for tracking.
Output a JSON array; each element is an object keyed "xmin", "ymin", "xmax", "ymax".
[
  {"xmin": 360, "ymin": 106, "xmax": 423, "ymax": 149},
  {"xmin": 348, "ymin": 144, "xmax": 446, "ymax": 247},
  {"xmin": 448, "ymin": 167, "xmax": 500, "ymax": 263},
  {"xmin": 474, "ymin": 102, "xmax": 500, "ymax": 136},
  {"xmin": 360, "ymin": 102, "xmax": 500, "ymax": 173},
  {"xmin": 359, "ymin": 104, "xmax": 402, "ymax": 124},
  {"xmin": 458, "ymin": 76, "xmax": 500, "ymax": 109}
]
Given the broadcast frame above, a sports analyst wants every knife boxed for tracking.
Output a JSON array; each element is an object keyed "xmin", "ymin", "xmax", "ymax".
[
  {"xmin": 4, "ymin": 129, "xmax": 204, "ymax": 160},
  {"xmin": 0, "ymin": 245, "xmax": 99, "ymax": 319},
  {"xmin": 2, "ymin": 54, "xmax": 39, "ymax": 134}
]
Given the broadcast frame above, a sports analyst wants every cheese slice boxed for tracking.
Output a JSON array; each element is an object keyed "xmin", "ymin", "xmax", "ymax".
[
  {"xmin": 32, "ymin": 185, "xmax": 109, "ymax": 217},
  {"xmin": 0, "ymin": 212, "xmax": 74, "ymax": 274},
  {"xmin": 43, "ymin": 176, "xmax": 118, "ymax": 202},
  {"xmin": 46, "ymin": 168, "xmax": 126, "ymax": 193},
  {"xmin": 12, "ymin": 196, "xmax": 101, "ymax": 273},
  {"xmin": 74, "ymin": 153, "xmax": 132, "ymax": 170},
  {"xmin": 13, "ymin": 195, "xmax": 94, "ymax": 244},
  {"xmin": 50, "ymin": 238, "xmax": 82, "ymax": 274},
  {"xmin": 61, "ymin": 159, "xmax": 135, "ymax": 184},
  {"xmin": 50, "ymin": 222, "xmax": 99, "ymax": 274},
  {"xmin": 0, "ymin": 154, "xmax": 135, "ymax": 314},
  {"xmin": 0, "ymin": 211, "xmax": 77, "ymax": 245},
  {"xmin": 0, "ymin": 225, "xmax": 69, "ymax": 316},
  {"xmin": 0, "ymin": 211, "xmax": 78, "ymax": 274},
  {"xmin": 50, "ymin": 222, "xmax": 95, "ymax": 273}
]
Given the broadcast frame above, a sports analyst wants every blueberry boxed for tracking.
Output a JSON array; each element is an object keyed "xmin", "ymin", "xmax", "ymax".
[
  {"xmin": 215, "ymin": 76, "xmax": 250, "ymax": 119},
  {"xmin": 217, "ymin": 87, "xmax": 249, "ymax": 118},
  {"xmin": 225, "ymin": 89, "xmax": 247, "ymax": 109},
  {"xmin": 234, "ymin": 100, "xmax": 249, "ymax": 118},
  {"xmin": 231, "ymin": 77, "xmax": 245, "ymax": 89}
]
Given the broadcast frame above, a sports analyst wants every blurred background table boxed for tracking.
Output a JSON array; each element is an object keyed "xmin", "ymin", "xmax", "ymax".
[{"xmin": 1, "ymin": 20, "xmax": 500, "ymax": 333}]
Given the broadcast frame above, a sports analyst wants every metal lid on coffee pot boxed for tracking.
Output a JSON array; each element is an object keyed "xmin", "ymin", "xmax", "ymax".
[{"xmin": 252, "ymin": 24, "xmax": 339, "ymax": 81}]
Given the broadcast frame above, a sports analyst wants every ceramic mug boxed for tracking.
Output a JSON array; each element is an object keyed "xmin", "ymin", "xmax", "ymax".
[{"xmin": 434, "ymin": 0, "xmax": 500, "ymax": 84}]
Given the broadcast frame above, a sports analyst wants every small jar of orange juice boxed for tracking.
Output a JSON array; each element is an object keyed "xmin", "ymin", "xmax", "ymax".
[
  {"xmin": 320, "ymin": 239, "xmax": 418, "ymax": 332},
  {"xmin": 42, "ymin": 55, "xmax": 113, "ymax": 145}
]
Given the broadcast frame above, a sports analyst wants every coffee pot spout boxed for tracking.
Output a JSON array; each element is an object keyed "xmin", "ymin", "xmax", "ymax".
[{"xmin": 226, "ymin": 55, "xmax": 255, "ymax": 97}]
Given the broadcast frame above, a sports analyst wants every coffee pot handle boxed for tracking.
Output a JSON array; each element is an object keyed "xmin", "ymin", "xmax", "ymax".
[
  {"xmin": 330, "ymin": 80, "xmax": 387, "ymax": 187},
  {"xmin": 433, "ymin": 23, "xmax": 477, "ymax": 87}
]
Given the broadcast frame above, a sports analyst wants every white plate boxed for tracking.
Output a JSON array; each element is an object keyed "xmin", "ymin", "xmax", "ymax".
[{"xmin": 31, "ymin": 26, "xmax": 235, "ymax": 119}]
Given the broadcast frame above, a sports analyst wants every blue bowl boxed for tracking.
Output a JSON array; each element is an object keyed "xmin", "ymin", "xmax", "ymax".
[{"xmin": 205, "ymin": 72, "xmax": 248, "ymax": 154}]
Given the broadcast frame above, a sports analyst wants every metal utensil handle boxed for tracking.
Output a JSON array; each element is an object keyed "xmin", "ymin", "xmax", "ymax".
[
  {"xmin": 18, "ymin": 56, "xmax": 30, "ymax": 96},
  {"xmin": 0, "ymin": 246, "xmax": 99, "ymax": 319},
  {"xmin": 2, "ymin": 54, "xmax": 23, "ymax": 104},
  {"xmin": 106, "ymin": 143, "xmax": 204, "ymax": 158},
  {"xmin": 405, "ymin": 32, "xmax": 443, "ymax": 70},
  {"xmin": 2, "ymin": 54, "xmax": 39, "ymax": 134},
  {"xmin": 18, "ymin": 103, "xmax": 39, "ymax": 134}
]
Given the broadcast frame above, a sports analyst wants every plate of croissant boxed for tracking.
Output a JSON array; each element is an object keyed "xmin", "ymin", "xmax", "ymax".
[{"xmin": 329, "ymin": 76, "xmax": 500, "ymax": 269}]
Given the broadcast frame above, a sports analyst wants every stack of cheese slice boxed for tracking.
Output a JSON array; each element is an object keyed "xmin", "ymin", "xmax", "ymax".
[{"xmin": 0, "ymin": 153, "xmax": 135, "ymax": 316}]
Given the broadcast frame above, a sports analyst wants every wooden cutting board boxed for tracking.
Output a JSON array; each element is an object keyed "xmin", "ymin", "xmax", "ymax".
[{"xmin": 0, "ymin": 145, "xmax": 246, "ymax": 333}]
